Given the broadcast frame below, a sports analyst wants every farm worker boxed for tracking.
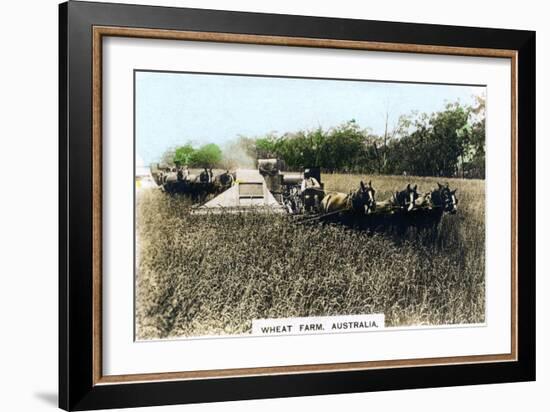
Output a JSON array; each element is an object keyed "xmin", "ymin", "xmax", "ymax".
[
  {"xmin": 199, "ymin": 167, "xmax": 210, "ymax": 183},
  {"xmin": 301, "ymin": 169, "xmax": 322, "ymax": 212},
  {"xmin": 181, "ymin": 165, "xmax": 189, "ymax": 180},
  {"xmin": 301, "ymin": 169, "xmax": 321, "ymax": 192}
]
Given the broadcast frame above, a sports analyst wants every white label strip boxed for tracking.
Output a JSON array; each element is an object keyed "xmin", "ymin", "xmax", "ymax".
[{"xmin": 252, "ymin": 314, "xmax": 385, "ymax": 336}]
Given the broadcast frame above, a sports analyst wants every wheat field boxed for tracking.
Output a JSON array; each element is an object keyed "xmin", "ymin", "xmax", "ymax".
[{"xmin": 135, "ymin": 174, "xmax": 485, "ymax": 340}]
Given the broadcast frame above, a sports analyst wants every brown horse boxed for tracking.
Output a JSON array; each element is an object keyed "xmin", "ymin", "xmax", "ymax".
[
  {"xmin": 391, "ymin": 183, "xmax": 420, "ymax": 212},
  {"xmin": 321, "ymin": 181, "xmax": 376, "ymax": 214}
]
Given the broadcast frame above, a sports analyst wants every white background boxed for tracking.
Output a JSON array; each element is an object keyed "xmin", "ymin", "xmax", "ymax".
[
  {"xmin": 103, "ymin": 36, "xmax": 511, "ymax": 375},
  {"xmin": 0, "ymin": 0, "xmax": 546, "ymax": 411}
]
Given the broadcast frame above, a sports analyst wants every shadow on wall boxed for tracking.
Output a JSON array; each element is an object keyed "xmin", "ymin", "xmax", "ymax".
[{"xmin": 34, "ymin": 392, "xmax": 58, "ymax": 407}]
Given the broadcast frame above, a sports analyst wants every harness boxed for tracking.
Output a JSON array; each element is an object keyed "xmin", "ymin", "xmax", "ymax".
[{"xmin": 349, "ymin": 189, "xmax": 375, "ymax": 213}]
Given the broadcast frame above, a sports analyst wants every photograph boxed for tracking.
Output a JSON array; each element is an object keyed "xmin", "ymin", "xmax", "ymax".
[
  {"xmin": 51, "ymin": 1, "xmax": 536, "ymax": 410},
  {"xmin": 134, "ymin": 70, "xmax": 487, "ymax": 340}
]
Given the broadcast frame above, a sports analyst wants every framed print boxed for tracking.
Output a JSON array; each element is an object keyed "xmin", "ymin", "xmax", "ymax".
[{"xmin": 59, "ymin": 1, "xmax": 535, "ymax": 410}]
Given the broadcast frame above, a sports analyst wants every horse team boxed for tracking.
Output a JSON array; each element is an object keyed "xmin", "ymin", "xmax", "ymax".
[{"xmin": 319, "ymin": 181, "xmax": 458, "ymax": 236}]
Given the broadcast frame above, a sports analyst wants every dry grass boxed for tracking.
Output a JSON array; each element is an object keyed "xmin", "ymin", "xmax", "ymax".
[{"xmin": 136, "ymin": 174, "xmax": 485, "ymax": 339}]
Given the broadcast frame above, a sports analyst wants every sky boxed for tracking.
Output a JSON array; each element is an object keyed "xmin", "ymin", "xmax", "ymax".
[{"xmin": 135, "ymin": 71, "xmax": 485, "ymax": 165}]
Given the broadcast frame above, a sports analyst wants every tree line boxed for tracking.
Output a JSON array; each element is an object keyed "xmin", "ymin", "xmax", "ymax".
[
  {"xmin": 160, "ymin": 143, "xmax": 223, "ymax": 169},
  {"xmin": 161, "ymin": 98, "xmax": 485, "ymax": 178}
]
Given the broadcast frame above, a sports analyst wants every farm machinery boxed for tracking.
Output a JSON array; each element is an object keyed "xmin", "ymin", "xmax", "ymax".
[
  {"xmin": 181, "ymin": 158, "xmax": 326, "ymax": 214},
  {"xmin": 258, "ymin": 159, "xmax": 325, "ymax": 214},
  {"xmin": 152, "ymin": 158, "xmax": 458, "ymax": 235},
  {"xmin": 152, "ymin": 166, "xmax": 234, "ymax": 199}
]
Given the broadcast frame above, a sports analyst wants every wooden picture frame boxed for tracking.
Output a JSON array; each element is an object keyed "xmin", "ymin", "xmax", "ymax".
[{"xmin": 59, "ymin": 1, "xmax": 535, "ymax": 410}]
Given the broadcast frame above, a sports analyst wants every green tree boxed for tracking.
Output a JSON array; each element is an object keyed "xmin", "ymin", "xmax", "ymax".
[
  {"xmin": 226, "ymin": 98, "xmax": 485, "ymax": 178},
  {"xmin": 385, "ymin": 102, "xmax": 478, "ymax": 177},
  {"xmin": 255, "ymin": 135, "xmax": 279, "ymax": 159},
  {"xmin": 465, "ymin": 94, "xmax": 486, "ymax": 178},
  {"xmin": 322, "ymin": 121, "xmax": 365, "ymax": 172},
  {"xmin": 189, "ymin": 143, "xmax": 222, "ymax": 168},
  {"xmin": 173, "ymin": 144, "xmax": 195, "ymax": 166}
]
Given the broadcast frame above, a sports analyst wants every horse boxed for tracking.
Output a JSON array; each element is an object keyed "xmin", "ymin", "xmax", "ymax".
[
  {"xmin": 430, "ymin": 183, "xmax": 458, "ymax": 214},
  {"xmin": 324, "ymin": 182, "xmax": 459, "ymax": 246},
  {"xmin": 321, "ymin": 180, "xmax": 376, "ymax": 215},
  {"xmin": 215, "ymin": 170, "xmax": 234, "ymax": 189},
  {"xmin": 374, "ymin": 182, "xmax": 459, "ymax": 243},
  {"xmin": 391, "ymin": 183, "xmax": 420, "ymax": 212},
  {"xmin": 396, "ymin": 183, "xmax": 459, "ymax": 242}
]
